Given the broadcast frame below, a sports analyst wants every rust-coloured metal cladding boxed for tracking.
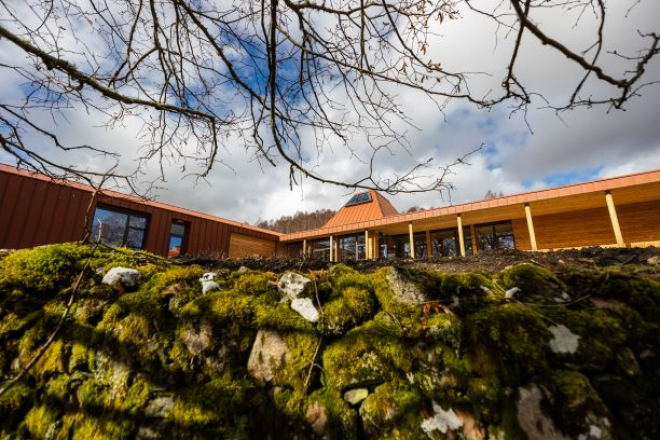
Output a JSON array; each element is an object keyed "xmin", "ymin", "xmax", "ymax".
[{"xmin": 0, "ymin": 164, "xmax": 280, "ymax": 257}]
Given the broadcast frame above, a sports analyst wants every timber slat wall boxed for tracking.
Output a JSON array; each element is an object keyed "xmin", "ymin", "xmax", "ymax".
[
  {"xmin": 0, "ymin": 167, "xmax": 279, "ymax": 257},
  {"xmin": 228, "ymin": 233, "xmax": 277, "ymax": 259}
]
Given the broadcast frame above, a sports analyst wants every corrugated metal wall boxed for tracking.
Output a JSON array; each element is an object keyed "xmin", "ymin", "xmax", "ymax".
[{"xmin": 0, "ymin": 167, "xmax": 279, "ymax": 257}]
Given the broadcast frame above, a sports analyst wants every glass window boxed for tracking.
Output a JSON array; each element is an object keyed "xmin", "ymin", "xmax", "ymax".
[
  {"xmin": 413, "ymin": 232, "xmax": 428, "ymax": 260},
  {"xmin": 287, "ymin": 242, "xmax": 303, "ymax": 259},
  {"xmin": 310, "ymin": 238, "xmax": 331, "ymax": 261},
  {"xmin": 92, "ymin": 206, "xmax": 148, "ymax": 250},
  {"xmin": 345, "ymin": 192, "xmax": 372, "ymax": 207},
  {"xmin": 475, "ymin": 221, "xmax": 515, "ymax": 251},
  {"xmin": 338, "ymin": 234, "xmax": 366, "ymax": 260},
  {"xmin": 430, "ymin": 227, "xmax": 473, "ymax": 257},
  {"xmin": 168, "ymin": 220, "xmax": 188, "ymax": 258}
]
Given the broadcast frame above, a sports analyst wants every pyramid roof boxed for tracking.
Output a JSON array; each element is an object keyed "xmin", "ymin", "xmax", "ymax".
[{"xmin": 324, "ymin": 190, "xmax": 399, "ymax": 228}]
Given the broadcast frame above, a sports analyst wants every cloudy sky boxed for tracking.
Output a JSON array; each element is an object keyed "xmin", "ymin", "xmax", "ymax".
[{"xmin": 1, "ymin": 0, "xmax": 659, "ymax": 225}]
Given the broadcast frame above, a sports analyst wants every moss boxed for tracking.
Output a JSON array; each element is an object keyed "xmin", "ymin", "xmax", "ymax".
[
  {"xmin": 466, "ymin": 303, "xmax": 551, "ymax": 385},
  {"xmin": 321, "ymin": 285, "xmax": 375, "ymax": 335},
  {"xmin": 181, "ymin": 291, "xmax": 253, "ymax": 327},
  {"xmin": 501, "ymin": 264, "xmax": 567, "ymax": 303},
  {"xmin": 543, "ymin": 308, "xmax": 626, "ymax": 371},
  {"xmin": 275, "ymin": 332, "xmax": 321, "ymax": 389},
  {"xmin": 323, "ymin": 317, "xmax": 411, "ymax": 391},
  {"xmin": 467, "ymin": 375, "xmax": 502, "ymax": 422},
  {"xmin": 305, "ymin": 388, "xmax": 358, "ymax": 439},
  {"xmin": 0, "ymin": 243, "xmax": 91, "ymax": 294},
  {"xmin": 139, "ymin": 265, "xmax": 206, "ymax": 297},
  {"xmin": 0, "ymin": 383, "xmax": 33, "ymax": 429},
  {"xmin": 20, "ymin": 402, "xmax": 62, "ymax": 439},
  {"xmin": 359, "ymin": 382, "xmax": 427, "ymax": 440},
  {"xmin": 34, "ymin": 339, "xmax": 67, "ymax": 376},
  {"xmin": 233, "ymin": 272, "xmax": 277, "ymax": 297},
  {"xmin": 440, "ymin": 273, "xmax": 498, "ymax": 315},
  {"xmin": 551, "ymin": 371, "xmax": 610, "ymax": 436},
  {"xmin": 425, "ymin": 313, "xmax": 461, "ymax": 349},
  {"xmin": 0, "ymin": 310, "xmax": 43, "ymax": 339},
  {"xmin": 254, "ymin": 301, "xmax": 314, "ymax": 333}
]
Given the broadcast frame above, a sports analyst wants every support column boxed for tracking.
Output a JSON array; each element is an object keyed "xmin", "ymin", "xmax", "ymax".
[
  {"xmin": 524, "ymin": 204, "xmax": 538, "ymax": 251},
  {"xmin": 329, "ymin": 235, "xmax": 334, "ymax": 262},
  {"xmin": 302, "ymin": 239, "xmax": 307, "ymax": 259},
  {"xmin": 457, "ymin": 215, "xmax": 466, "ymax": 257},
  {"xmin": 605, "ymin": 191, "xmax": 625, "ymax": 247},
  {"xmin": 373, "ymin": 234, "xmax": 379, "ymax": 259},
  {"xmin": 426, "ymin": 230, "xmax": 432, "ymax": 259},
  {"xmin": 470, "ymin": 224, "xmax": 477, "ymax": 255},
  {"xmin": 408, "ymin": 222, "xmax": 415, "ymax": 259},
  {"xmin": 364, "ymin": 230, "xmax": 370, "ymax": 260}
]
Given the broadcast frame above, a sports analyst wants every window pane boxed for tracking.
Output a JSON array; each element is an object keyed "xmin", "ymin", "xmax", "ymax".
[
  {"xmin": 168, "ymin": 235, "xmax": 183, "ymax": 257},
  {"xmin": 126, "ymin": 228, "xmax": 146, "ymax": 249},
  {"xmin": 92, "ymin": 208, "xmax": 128, "ymax": 247},
  {"xmin": 170, "ymin": 223, "xmax": 186, "ymax": 236},
  {"xmin": 129, "ymin": 215, "xmax": 147, "ymax": 229}
]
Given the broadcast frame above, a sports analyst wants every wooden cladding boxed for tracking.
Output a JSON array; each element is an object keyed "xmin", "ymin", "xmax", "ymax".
[
  {"xmin": 229, "ymin": 233, "xmax": 276, "ymax": 258},
  {"xmin": 0, "ymin": 167, "xmax": 279, "ymax": 257}
]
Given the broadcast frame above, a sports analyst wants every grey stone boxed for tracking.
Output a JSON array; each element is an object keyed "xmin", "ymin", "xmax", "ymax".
[
  {"xmin": 144, "ymin": 396, "xmax": 174, "ymax": 418},
  {"xmin": 420, "ymin": 401, "xmax": 462, "ymax": 437},
  {"xmin": 102, "ymin": 267, "xmax": 141, "ymax": 288},
  {"xmin": 305, "ymin": 401, "xmax": 328, "ymax": 435},
  {"xmin": 182, "ymin": 319, "xmax": 213, "ymax": 356},
  {"xmin": 517, "ymin": 384, "xmax": 568, "ymax": 440},
  {"xmin": 548, "ymin": 325, "xmax": 580, "ymax": 354},
  {"xmin": 277, "ymin": 272, "xmax": 311, "ymax": 301},
  {"xmin": 647, "ymin": 256, "xmax": 659, "ymax": 265},
  {"xmin": 247, "ymin": 329, "xmax": 290, "ymax": 383},
  {"xmin": 199, "ymin": 272, "xmax": 220, "ymax": 294},
  {"xmin": 384, "ymin": 267, "xmax": 425, "ymax": 304},
  {"xmin": 237, "ymin": 266, "xmax": 250, "ymax": 274},
  {"xmin": 505, "ymin": 287, "xmax": 521, "ymax": 300},
  {"xmin": 616, "ymin": 347, "xmax": 641, "ymax": 376},
  {"xmin": 290, "ymin": 298, "xmax": 319, "ymax": 323}
]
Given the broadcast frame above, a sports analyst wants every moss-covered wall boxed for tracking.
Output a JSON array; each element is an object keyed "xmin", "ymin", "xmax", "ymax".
[{"xmin": 0, "ymin": 244, "xmax": 659, "ymax": 439}]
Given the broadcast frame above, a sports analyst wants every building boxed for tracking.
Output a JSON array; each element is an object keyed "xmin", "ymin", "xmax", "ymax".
[
  {"xmin": 1, "ymin": 163, "xmax": 660, "ymax": 260},
  {"xmin": 0, "ymin": 164, "xmax": 280, "ymax": 258}
]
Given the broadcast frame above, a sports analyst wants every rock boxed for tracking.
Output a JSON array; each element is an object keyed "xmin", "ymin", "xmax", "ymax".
[
  {"xmin": 277, "ymin": 272, "xmax": 311, "ymax": 301},
  {"xmin": 237, "ymin": 266, "xmax": 250, "ymax": 274},
  {"xmin": 548, "ymin": 324, "xmax": 580, "ymax": 354},
  {"xmin": 144, "ymin": 396, "xmax": 174, "ymax": 418},
  {"xmin": 290, "ymin": 298, "xmax": 319, "ymax": 323},
  {"xmin": 199, "ymin": 272, "xmax": 220, "ymax": 294},
  {"xmin": 384, "ymin": 267, "xmax": 425, "ymax": 304},
  {"xmin": 517, "ymin": 384, "xmax": 568, "ymax": 440},
  {"xmin": 647, "ymin": 256, "xmax": 659, "ymax": 265},
  {"xmin": 616, "ymin": 347, "xmax": 641, "ymax": 376},
  {"xmin": 344, "ymin": 388, "xmax": 369, "ymax": 406},
  {"xmin": 102, "ymin": 267, "xmax": 141, "ymax": 289},
  {"xmin": 505, "ymin": 287, "xmax": 521, "ymax": 300},
  {"xmin": 182, "ymin": 319, "xmax": 213, "ymax": 356},
  {"xmin": 305, "ymin": 401, "xmax": 328, "ymax": 435},
  {"xmin": 420, "ymin": 401, "xmax": 462, "ymax": 437},
  {"xmin": 138, "ymin": 397, "xmax": 174, "ymax": 439},
  {"xmin": 247, "ymin": 329, "xmax": 290, "ymax": 383},
  {"xmin": 456, "ymin": 411, "xmax": 486, "ymax": 440}
]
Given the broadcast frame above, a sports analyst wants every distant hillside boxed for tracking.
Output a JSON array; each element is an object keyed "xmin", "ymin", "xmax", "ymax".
[{"xmin": 255, "ymin": 209, "xmax": 336, "ymax": 233}]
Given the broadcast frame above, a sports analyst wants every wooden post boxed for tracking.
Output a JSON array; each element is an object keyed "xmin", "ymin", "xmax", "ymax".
[
  {"xmin": 373, "ymin": 234, "xmax": 379, "ymax": 259},
  {"xmin": 364, "ymin": 230, "xmax": 370, "ymax": 260},
  {"xmin": 457, "ymin": 215, "xmax": 466, "ymax": 257},
  {"xmin": 329, "ymin": 235, "xmax": 334, "ymax": 262},
  {"xmin": 605, "ymin": 191, "xmax": 625, "ymax": 247},
  {"xmin": 470, "ymin": 224, "xmax": 477, "ymax": 255},
  {"xmin": 426, "ymin": 230, "xmax": 432, "ymax": 259},
  {"xmin": 408, "ymin": 222, "xmax": 415, "ymax": 259},
  {"xmin": 524, "ymin": 204, "xmax": 538, "ymax": 251},
  {"xmin": 335, "ymin": 240, "xmax": 340, "ymax": 262},
  {"xmin": 302, "ymin": 239, "xmax": 307, "ymax": 259}
]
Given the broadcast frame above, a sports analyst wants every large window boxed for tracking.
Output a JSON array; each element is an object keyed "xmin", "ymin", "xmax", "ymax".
[
  {"xmin": 168, "ymin": 220, "xmax": 188, "ymax": 257},
  {"xmin": 310, "ymin": 238, "xmax": 332, "ymax": 261},
  {"xmin": 430, "ymin": 227, "xmax": 473, "ymax": 257},
  {"xmin": 475, "ymin": 221, "xmax": 515, "ymax": 251},
  {"xmin": 287, "ymin": 242, "xmax": 304, "ymax": 259},
  {"xmin": 339, "ymin": 234, "xmax": 366, "ymax": 260},
  {"xmin": 92, "ymin": 206, "xmax": 148, "ymax": 249}
]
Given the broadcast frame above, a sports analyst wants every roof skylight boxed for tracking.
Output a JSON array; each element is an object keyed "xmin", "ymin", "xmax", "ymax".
[{"xmin": 345, "ymin": 192, "xmax": 372, "ymax": 207}]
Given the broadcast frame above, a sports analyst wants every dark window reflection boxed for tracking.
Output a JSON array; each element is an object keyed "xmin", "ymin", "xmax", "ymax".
[
  {"xmin": 475, "ymin": 221, "xmax": 515, "ymax": 251},
  {"xmin": 92, "ymin": 206, "xmax": 148, "ymax": 250}
]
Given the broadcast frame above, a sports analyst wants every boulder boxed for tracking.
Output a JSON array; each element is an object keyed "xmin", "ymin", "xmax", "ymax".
[
  {"xmin": 247, "ymin": 329, "xmax": 290, "ymax": 383},
  {"xmin": 548, "ymin": 324, "xmax": 580, "ymax": 354},
  {"xmin": 277, "ymin": 272, "xmax": 311, "ymax": 301},
  {"xmin": 383, "ymin": 267, "xmax": 425, "ymax": 305},
  {"xmin": 102, "ymin": 267, "xmax": 141, "ymax": 289},
  {"xmin": 420, "ymin": 402, "xmax": 462, "ymax": 437},
  {"xmin": 199, "ymin": 272, "xmax": 220, "ymax": 294},
  {"xmin": 517, "ymin": 384, "xmax": 568, "ymax": 440},
  {"xmin": 290, "ymin": 298, "xmax": 319, "ymax": 323},
  {"xmin": 305, "ymin": 401, "xmax": 328, "ymax": 435}
]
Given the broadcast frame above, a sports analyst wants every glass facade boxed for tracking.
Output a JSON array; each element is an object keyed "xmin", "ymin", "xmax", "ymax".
[
  {"xmin": 474, "ymin": 221, "xmax": 515, "ymax": 251},
  {"xmin": 339, "ymin": 234, "xmax": 366, "ymax": 260},
  {"xmin": 310, "ymin": 238, "xmax": 332, "ymax": 261},
  {"xmin": 168, "ymin": 220, "xmax": 188, "ymax": 257},
  {"xmin": 430, "ymin": 226, "xmax": 473, "ymax": 257},
  {"xmin": 92, "ymin": 206, "xmax": 148, "ymax": 250},
  {"xmin": 287, "ymin": 242, "xmax": 304, "ymax": 259}
]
